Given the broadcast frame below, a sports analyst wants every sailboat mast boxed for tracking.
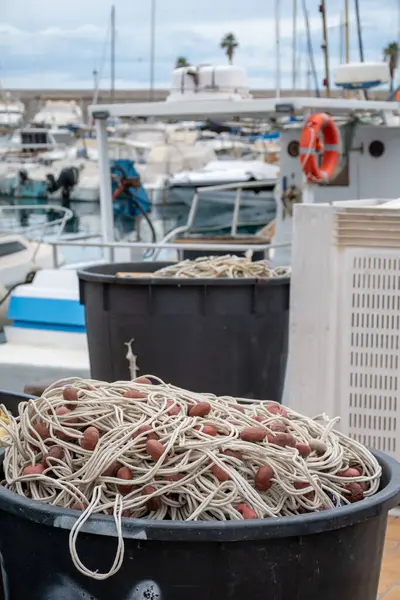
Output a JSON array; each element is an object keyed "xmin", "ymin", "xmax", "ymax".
[
  {"xmin": 302, "ymin": 0, "xmax": 320, "ymax": 96},
  {"xmin": 339, "ymin": 12, "xmax": 344, "ymax": 63},
  {"xmin": 275, "ymin": 0, "xmax": 281, "ymax": 98},
  {"xmin": 110, "ymin": 5, "xmax": 115, "ymax": 103},
  {"xmin": 292, "ymin": 0, "xmax": 297, "ymax": 90},
  {"xmin": 398, "ymin": 0, "xmax": 400, "ymax": 88},
  {"xmin": 92, "ymin": 70, "xmax": 99, "ymax": 105},
  {"xmin": 354, "ymin": 0, "xmax": 368, "ymax": 98},
  {"xmin": 150, "ymin": 0, "xmax": 156, "ymax": 101},
  {"xmin": 344, "ymin": 0, "xmax": 349, "ymax": 63},
  {"xmin": 320, "ymin": 0, "xmax": 330, "ymax": 96}
]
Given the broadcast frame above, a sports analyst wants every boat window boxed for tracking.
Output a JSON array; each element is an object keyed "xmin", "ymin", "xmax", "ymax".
[
  {"xmin": 52, "ymin": 132, "xmax": 75, "ymax": 146},
  {"xmin": 287, "ymin": 140, "xmax": 300, "ymax": 158},
  {"xmin": 21, "ymin": 132, "xmax": 49, "ymax": 145},
  {"xmin": 0, "ymin": 110, "xmax": 22, "ymax": 115},
  {"xmin": 0, "ymin": 241, "xmax": 27, "ymax": 257},
  {"xmin": 369, "ymin": 141, "xmax": 385, "ymax": 158}
]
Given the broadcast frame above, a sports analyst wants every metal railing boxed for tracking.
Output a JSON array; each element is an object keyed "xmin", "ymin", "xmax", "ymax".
[
  {"xmin": 47, "ymin": 178, "xmax": 279, "ymax": 267},
  {"xmin": 0, "ymin": 204, "xmax": 73, "ymax": 238},
  {"xmin": 48, "ymin": 239, "xmax": 290, "ymax": 269},
  {"xmin": 3, "ymin": 178, "xmax": 280, "ymax": 268},
  {"xmin": 0, "ymin": 204, "xmax": 74, "ymax": 262},
  {"xmin": 2, "ymin": 143, "xmax": 66, "ymax": 152},
  {"xmin": 154, "ymin": 178, "xmax": 276, "ymax": 258}
]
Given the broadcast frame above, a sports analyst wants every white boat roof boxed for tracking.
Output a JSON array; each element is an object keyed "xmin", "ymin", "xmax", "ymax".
[
  {"xmin": 89, "ymin": 96, "xmax": 400, "ymax": 121},
  {"xmin": 15, "ymin": 127, "xmax": 73, "ymax": 135}
]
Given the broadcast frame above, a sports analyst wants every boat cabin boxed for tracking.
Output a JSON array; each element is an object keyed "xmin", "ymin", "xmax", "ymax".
[
  {"xmin": 8, "ymin": 128, "xmax": 76, "ymax": 152},
  {"xmin": 87, "ymin": 62, "xmax": 400, "ymax": 266}
]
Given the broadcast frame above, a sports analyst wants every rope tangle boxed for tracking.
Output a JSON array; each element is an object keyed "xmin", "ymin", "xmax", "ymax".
[
  {"xmin": 0, "ymin": 376, "xmax": 381, "ymax": 579},
  {"xmin": 153, "ymin": 255, "xmax": 291, "ymax": 279}
]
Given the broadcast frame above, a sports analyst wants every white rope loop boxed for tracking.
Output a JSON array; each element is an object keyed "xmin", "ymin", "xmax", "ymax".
[{"xmin": 68, "ymin": 487, "xmax": 125, "ymax": 580}]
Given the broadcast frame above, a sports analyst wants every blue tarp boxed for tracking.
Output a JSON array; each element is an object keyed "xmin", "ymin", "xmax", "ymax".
[
  {"xmin": 248, "ymin": 131, "xmax": 280, "ymax": 141},
  {"xmin": 110, "ymin": 159, "xmax": 150, "ymax": 218}
]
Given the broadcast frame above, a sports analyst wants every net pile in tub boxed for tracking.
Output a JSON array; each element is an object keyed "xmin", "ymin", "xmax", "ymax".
[{"xmin": 0, "ymin": 376, "xmax": 381, "ymax": 579}]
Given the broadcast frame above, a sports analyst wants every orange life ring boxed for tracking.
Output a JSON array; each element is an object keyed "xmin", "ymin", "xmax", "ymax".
[{"xmin": 299, "ymin": 113, "xmax": 341, "ymax": 183}]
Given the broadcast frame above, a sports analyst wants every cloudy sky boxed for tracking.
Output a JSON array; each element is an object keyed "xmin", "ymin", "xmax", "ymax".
[{"xmin": 1, "ymin": 0, "xmax": 399, "ymax": 90}]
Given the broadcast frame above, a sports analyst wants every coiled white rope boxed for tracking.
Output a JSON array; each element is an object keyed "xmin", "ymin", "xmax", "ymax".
[
  {"xmin": 0, "ymin": 376, "xmax": 381, "ymax": 580},
  {"xmin": 153, "ymin": 255, "xmax": 291, "ymax": 279}
]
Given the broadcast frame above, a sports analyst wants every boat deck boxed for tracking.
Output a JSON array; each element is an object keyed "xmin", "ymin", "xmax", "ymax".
[{"xmin": 379, "ymin": 516, "xmax": 400, "ymax": 598}]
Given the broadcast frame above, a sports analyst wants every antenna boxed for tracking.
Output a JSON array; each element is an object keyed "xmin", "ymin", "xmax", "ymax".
[{"xmin": 354, "ymin": 0, "xmax": 364, "ymax": 62}]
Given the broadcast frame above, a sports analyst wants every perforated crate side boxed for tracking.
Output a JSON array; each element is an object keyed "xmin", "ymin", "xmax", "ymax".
[
  {"xmin": 337, "ymin": 247, "xmax": 400, "ymax": 459},
  {"xmin": 289, "ymin": 204, "xmax": 400, "ymax": 461}
]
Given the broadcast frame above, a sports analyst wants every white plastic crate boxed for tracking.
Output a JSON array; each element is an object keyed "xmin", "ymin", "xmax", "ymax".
[{"xmin": 288, "ymin": 199, "xmax": 400, "ymax": 459}]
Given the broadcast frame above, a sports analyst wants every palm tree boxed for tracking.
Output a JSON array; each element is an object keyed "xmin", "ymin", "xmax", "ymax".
[
  {"xmin": 383, "ymin": 42, "xmax": 399, "ymax": 91},
  {"xmin": 175, "ymin": 56, "xmax": 190, "ymax": 68},
  {"xmin": 220, "ymin": 33, "xmax": 239, "ymax": 64}
]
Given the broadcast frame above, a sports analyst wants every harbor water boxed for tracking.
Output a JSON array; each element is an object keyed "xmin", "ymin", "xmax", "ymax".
[{"xmin": 0, "ymin": 195, "xmax": 275, "ymax": 266}]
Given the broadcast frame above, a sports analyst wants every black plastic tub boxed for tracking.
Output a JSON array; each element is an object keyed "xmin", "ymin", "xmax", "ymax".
[
  {"xmin": 0, "ymin": 390, "xmax": 34, "ymax": 416},
  {"xmin": 78, "ymin": 262, "xmax": 290, "ymax": 400},
  {"xmin": 0, "ymin": 450, "xmax": 398, "ymax": 599}
]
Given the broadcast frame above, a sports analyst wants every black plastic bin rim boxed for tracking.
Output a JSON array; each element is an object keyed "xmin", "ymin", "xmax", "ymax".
[
  {"xmin": 77, "ymin": 268, "xmax": 291, "ymax": 288},
  {"xmin": 0, "ymin": 450, "xmax": 399, "ymax": 543}
]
